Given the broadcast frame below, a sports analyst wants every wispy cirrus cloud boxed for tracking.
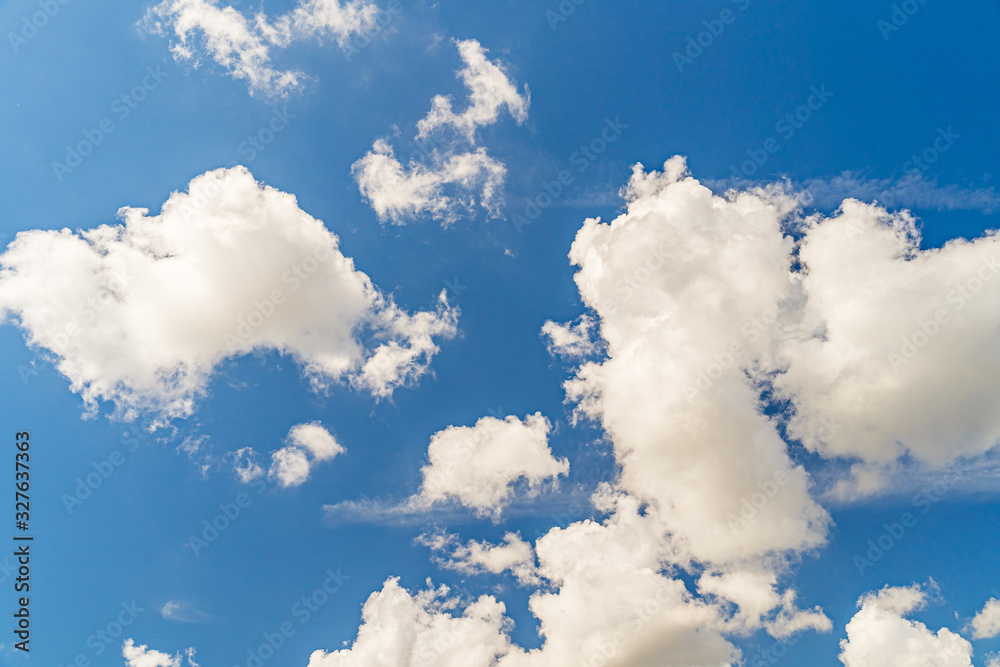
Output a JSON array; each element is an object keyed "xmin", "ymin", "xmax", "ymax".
[
  {"xmin": 352, "ymin": 39, "xmax": 530, "ymax": 225},
  {"xmin": 141, "ymin": 0, "xmax": 379, "ymax": 97}
]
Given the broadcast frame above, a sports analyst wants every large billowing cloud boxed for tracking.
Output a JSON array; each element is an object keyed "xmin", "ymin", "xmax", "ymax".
[
  {"xmin": 566, "ymin": 157, "xmax": 1000, "ymax": 500},
  {"xmin": 561, "ymin": 158, "xmax": 830, "ymax": 563},
  {"xmin": 352, "ymin": 39, "xmax": 530, "ymax": 225},
  {"xmin": 0, "ymin": 166, "xmax": 457, "ymax": 421},
  {"xmin": 306, "ymin": 157, "xmax": 1000, "ymax": 666},
  {"xmin": 141, "ymin": 0, "xmax": 378, "ymax": 96},
  {"xmin": 838, "ymin": 584, "xmax": 973, "ymax": 667}
]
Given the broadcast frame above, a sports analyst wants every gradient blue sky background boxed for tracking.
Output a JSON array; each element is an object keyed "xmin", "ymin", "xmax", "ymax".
[{"xmin": 1, "ymin": 0, "xmax": 999, "ymax": 665}]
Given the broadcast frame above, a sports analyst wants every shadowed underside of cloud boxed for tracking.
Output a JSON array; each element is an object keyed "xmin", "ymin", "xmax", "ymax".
[
  {"xmin": 308, "ymin": 157, "xmax": 1000, "ymax": 666},
  {"xmin": 0, "ymin": 166, "xmax": 457, "ymax": 421}
]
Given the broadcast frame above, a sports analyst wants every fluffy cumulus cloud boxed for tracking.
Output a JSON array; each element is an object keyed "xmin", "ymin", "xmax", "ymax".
[
  {"xmin": 305, "ymin": 157, "xmax": 1000, "ymax": 666},
  {"xmin": 307, "ymin": 578, "xmax": 516, "ymax": 667},
  {"xmin": 774, "ymin": 201, "xmax": 1000, "ymax": 490},
  {"xmin": 971, "ymin": 598, "xmax": 1000, "ymax": 640},
  {"xmin": 269, "ymin": 421, "xmax": 345, "ymax": 487},
  {"xmin": 418, "ymin": 413, "xmax": 568, "ymax": 518},
  {"xmin": 142, "ymin": 0, "xmax": 378, "ymax": 96},
  {"xmin": 838, "ymin": 584, "xmax": 973, "ymax": 667},
  {"xmin": 122, "ymin": 639, "xmax": 198, "ymax": 667},
  {"xmin": 0, "ymin": 166, "xmax": 457, "ymax": 421},
  {"xmin": 567, "ymin": 157, "xmax": 1000, "ymax": 500},
  {"xmin": 352, "ymin": 39, "xmax": 530, "ymax": 225},
  {"xmin": 562, "ymin": 157, "xmax": 830, "ymax": 563}
]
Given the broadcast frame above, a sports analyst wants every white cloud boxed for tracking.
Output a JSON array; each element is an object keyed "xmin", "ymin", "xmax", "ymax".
[
  {"xmin": 698, "ymin": 569, "xmax": 831, "ymax": 638},
  {"xmin": 561, "ymin": 157, "xmax": 829, "ymax": 563},
  {"xmin": 307, "ymin": 578, "xmax": 516, "ymax": 667},
  {"xmin": 970, "ymin": 598, "xmax": 1000, "ymax": 639},
  {"xmin": 352, "ymin": 39, "xmax": 529, "ymax": 225},
  {"xmin": 309, "ymin": 158, "xmax": 1000, "ymax": 667},
  {"xmin": 229, "ymin": 446, "xmax": 264, "ymax": 483},
  {"xmin": 541, "ymin": 315, "xmax": 601, "ymax": 359},
  {"xmin": 141, "ymin": 0, "xmax": 378, "ymax": 96},
  {"xmin": 417, "ymin": 530, "xmax": 540, "ymax": 586},
  {"xmin": 352, "ymin": 140, "xmax": 507, "ymax": 225},
  {"xmin": 122, "ymin": 639, "xmax": 198, "ymax": 667},
  {"xmin": 269, "ymin": 422, "xmax": 344, "ymax": 487},
  {"xmin": 160, "ymin": 600, "xmax": 212, "ymax": 624},
  {"xmin": 839, "ymin": 584, "xmax": 973, "ymax": 667},
  {"xmin": 418, "ymin": 413, "xmax": 568, "ymax": 519},
  {"xmin": 415, "ymin": 38, "xmax": 530, "ymax": 143},
  {"xmin": 0, "ymin": 166, "xmax": 457, "ymax": 422},
  {"xmin": 774, "ymin": 197, "xmax": 1000, "ymax": 479},
  {"xmin": 269, "ymin": 446, "xmax": 312, "ymax": 487}
]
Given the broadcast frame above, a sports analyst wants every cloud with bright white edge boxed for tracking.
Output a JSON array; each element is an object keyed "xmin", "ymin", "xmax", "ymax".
[
  {"xmin": 416, "ymin": 530, "xmax": 540, "ymax": 587},
  {"xmin": 971, "ymin": 598, "xmax": 1000, "ymax": 639},
  {"xmin": 305, "ymin": 157, "xmax": 1000, "ymax": 666},
  {"xmin": 839, "ymin": 584, "xmax": 973, "ymax": 666},
  {"xmin": 141, "ymin": 0, "xmax": 378, "ymax": 96},
  {"xmin": 352, "ymin": 39, "xmax": 530, "ymax": 225},
  {"xmin": 418, "ymin": 412, "xmax": 568, "ymax": 519},
  {"xmin": 0, "ymin": 166, "xmax": 457, "ymax": 422},
  {"xmin": 122, "ymin": 639, "xmax": 198, "ymax": 667},
  {"xmin": 269, "ymin": 421, "xmax": 345, "ymax": 487}
]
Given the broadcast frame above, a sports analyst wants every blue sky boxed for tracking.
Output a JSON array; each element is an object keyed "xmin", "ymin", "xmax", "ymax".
[{"xmin": 1, "ymin": 0, "xmax": 1000, "ymax": 665}]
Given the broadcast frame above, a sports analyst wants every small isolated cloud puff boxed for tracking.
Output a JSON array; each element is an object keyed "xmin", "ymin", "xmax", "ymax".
[
  {"xmin": 0, "ymin": 166, "xmax": 457, "ymax": 422},
  {"xmin": 416, "ymin": 530, "xmax": 540, "ymax": 586},
  {"xmin": 269, "ymin": 422, "xmax": 344, "ymax": 487},
  {"xmin": 122, "ymin": 639, "xmax": 198, "ymax": 667},
  {"xmin": 418, "ymin": 412, "xmax": 568, "ymax": 519},
  {"xmin": 838, "ymin": 584, "xmax": 973, "ymax": 667},
  {"xmin": 229, "ymin": 446, "xmax": 264, "ymax": 483},
  {"xmin": 971, "ymin": 598, "xmax": 1000, "ymax": 640},
  {"xmin": 541, "ymin": 314, "xmax": 601, "ymax": 359},
  {"xmin": 352, "ymin": 39, "xmax": 530, "ymax": 225},
  {"xmin": 141, "ymin": 0, "xmax": 379, "ymax": 96}
]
